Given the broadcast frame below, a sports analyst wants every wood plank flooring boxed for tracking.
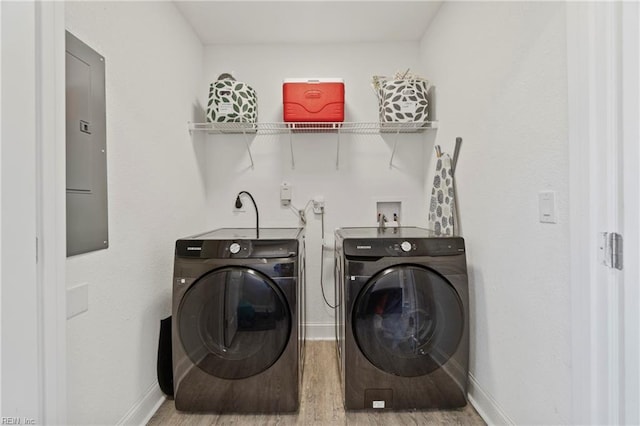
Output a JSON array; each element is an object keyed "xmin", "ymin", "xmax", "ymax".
[{"xmin": 147, "ymin": 340, "xmax": 486, "ymax": 425}]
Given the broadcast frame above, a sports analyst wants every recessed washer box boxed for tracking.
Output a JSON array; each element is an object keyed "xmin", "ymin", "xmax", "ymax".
[{"xmin": 283, "ymin": 78, "xmax": 344, "ymax": 122}]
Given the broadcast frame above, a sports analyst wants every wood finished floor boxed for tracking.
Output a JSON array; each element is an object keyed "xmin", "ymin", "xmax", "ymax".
[{"xmin": 147, "ymin": 340, "xmax": 486, "ymax": 425}]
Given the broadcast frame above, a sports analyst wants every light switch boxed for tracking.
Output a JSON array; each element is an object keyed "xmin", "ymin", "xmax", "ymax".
[{"xmin": 538, "ymin": 191, "xmax": 557, "ymax": 223}]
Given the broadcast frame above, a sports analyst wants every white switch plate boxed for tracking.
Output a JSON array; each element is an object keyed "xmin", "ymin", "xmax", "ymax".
[
  {"xmin": 538, "ymin": 191, "xmax": 557, "ymax": 223},
  {"xmin": 67, "ymin": 283, "xmax": 89, "ymax": 319}
]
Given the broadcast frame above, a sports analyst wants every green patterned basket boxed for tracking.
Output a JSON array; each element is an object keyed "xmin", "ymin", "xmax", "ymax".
[{"xmin": 206, "ymin": 79, "xmax": 258, "ymax": 123}]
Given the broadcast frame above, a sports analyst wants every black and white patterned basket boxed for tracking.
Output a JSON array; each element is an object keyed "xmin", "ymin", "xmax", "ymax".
[
  {"xmin": 377, "ymin": 79, "xmax": 429, "ymax": 123},
  {"xmin": 206, "ymin": 79, "xmax": 258, "ymax": 123}
]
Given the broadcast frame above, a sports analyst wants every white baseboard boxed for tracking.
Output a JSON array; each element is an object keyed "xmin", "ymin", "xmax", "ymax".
[
  {"xmin": 305, "ymin": 322, "xmax": 334, "ymax": 340},
  {"xmin": 117, "ymin": 382, "xmax": 166, "ymax": 426},
  {"xmin": 467, "ymin": 372, "xmax": 514, "ymax": 425}
]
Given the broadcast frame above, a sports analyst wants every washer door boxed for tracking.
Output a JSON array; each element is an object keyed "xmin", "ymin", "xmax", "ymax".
[
  {"xmin": 178, "ymin": 266, "xmax": 291, "ymax": 379},
  {"xmin": 352, "ymin": 265, "xmax": 463, "ymax": 377}
]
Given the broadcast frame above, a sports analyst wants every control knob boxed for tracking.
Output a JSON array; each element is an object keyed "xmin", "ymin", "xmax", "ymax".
[
  {"xmin": 229, "ymin": 242, "xmax": 241, "ymax": 254},
  {"xmin": 400, "ymin": 241, "xmax": 412, "ymax": 252}
]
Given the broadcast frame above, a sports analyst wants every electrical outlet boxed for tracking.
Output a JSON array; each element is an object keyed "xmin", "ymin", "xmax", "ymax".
[
  {"xmin": 280, "ymin": 182, "xmax": 292, "ymax": 206},
  {"xmin": 313, "ymin": 196, "xmax": 325, "ymax": 214}
]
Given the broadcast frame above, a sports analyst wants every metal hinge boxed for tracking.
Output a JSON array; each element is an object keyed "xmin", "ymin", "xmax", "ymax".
[{"xmin": 600, "ymin": 232, "xmax": 623, "ymax": 270}]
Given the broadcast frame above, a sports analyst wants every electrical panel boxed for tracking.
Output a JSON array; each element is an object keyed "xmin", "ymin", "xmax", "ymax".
[{"xmin": 66, "ymin": 31, "xmax": 108, "ymax": 256}]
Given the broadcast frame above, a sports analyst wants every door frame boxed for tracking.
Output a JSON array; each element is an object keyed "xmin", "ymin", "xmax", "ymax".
[
  {"xmin": 567, "ymin": 2, "xmax": 639, "ymax": 424},
  {"xmin": 1, "ymin": 1, "xmax": 66, "ymax": 421},
  {"xmin": 621, "ymin": 2, "xmax": 640, "ymax": 424},
  {"xmin": 35, "ymin": 1, "xmax": 67, "ymax": 423}
]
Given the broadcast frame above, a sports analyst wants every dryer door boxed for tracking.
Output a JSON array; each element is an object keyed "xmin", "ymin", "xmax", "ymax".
[
  {"xmin": 178, "ymin": 266, "xmax": 291, "ymax": 379},
  {"xmin": 352, "ymin": 265, "xmax": 463, "ymax": 377}
]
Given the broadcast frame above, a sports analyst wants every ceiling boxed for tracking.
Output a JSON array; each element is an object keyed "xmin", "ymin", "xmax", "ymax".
[{"xmin": 174, "ymin": 1, "xmax": 443, "ymax": 45}]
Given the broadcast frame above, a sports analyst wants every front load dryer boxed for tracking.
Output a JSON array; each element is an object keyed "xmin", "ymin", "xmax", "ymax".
[
  {"xmin": 172, "ymin": 228, "xmax": 305, "ymax": 412},
  {"xmin": 334, "ymin": 227, "xmax": 468, "ymax": 410}
]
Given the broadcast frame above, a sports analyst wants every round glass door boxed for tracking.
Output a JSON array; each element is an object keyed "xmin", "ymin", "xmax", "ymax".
[
  {"xmin": 352, "ymin": 265, "xmax": 463, "ymax": 377},
  {"xmin": 178, "ymin": 266, "xmax": 291, "ymax": 379}
]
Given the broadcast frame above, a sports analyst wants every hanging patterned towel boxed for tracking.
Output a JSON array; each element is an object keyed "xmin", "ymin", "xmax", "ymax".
[{"xmin": 428, "ymin": 154, "xmax": 456, "ymax": 235}]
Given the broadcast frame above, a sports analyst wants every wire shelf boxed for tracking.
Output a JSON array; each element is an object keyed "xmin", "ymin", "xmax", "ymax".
[
  {"xmin": 188, "ymin": 121, "xmax": 438, "ymax": 135},
  {"xmin": 188, "ymin": 120, "xmax": 438, "ymax": 170}
]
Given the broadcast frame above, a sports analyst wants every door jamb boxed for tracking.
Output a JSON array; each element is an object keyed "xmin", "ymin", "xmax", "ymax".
[{"xmin": 35, "ymin": 2, "xmax": 67, "ymax": 423}]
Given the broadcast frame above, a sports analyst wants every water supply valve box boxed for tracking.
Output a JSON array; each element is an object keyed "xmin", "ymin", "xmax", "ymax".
[{"xmin": 283, "ymin": 78, "xmax": 344, "ymax": 122}]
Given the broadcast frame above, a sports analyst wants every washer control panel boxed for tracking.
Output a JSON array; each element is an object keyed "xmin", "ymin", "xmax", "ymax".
[
  {"xmin": 175, "ymin": 238, "xmax": 299, "ymax": 259},
  {"xmin": 388, "ymin": 240, "xmax": 417, "ymax": 254},
  {"xmin": 226, "ymin": 240, "xmax": 251, "ymax": 257},
  {"xmin": 343, "ymin": 237, "xmax": 465, "ymax": 257}
]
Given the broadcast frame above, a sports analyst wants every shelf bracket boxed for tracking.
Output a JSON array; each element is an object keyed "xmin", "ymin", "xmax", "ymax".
[
  {"xmin": 389, "ymin": 128, "xmax": 401, "ymax": 168},
  {"xmin": 336, "ymin": 130, "xmax": 341, "ymax": 169},
  {"xmin": 241, "ymin": 129, "xmax": 254, "ymax": 169},
  {"xmin": 289, "ymin": 131, "xmax": 295, "ymax": 169}
]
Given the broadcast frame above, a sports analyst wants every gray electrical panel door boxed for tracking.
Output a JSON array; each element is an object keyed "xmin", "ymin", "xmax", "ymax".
[{"xmin": 66, "ymin": 31, "xmax": 108, "ymax": 256}]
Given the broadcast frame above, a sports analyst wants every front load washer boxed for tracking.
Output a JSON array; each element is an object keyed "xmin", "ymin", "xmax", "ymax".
[
  {"xmin": 334, "ymin": 227, "xmax": 468, "ymax": 410},
  {"xmin": 172, "ymin": 228, "xmax": 305, "ymax": 412}
]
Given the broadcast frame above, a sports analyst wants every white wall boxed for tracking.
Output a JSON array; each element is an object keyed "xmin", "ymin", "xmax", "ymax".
[
  {"xmin": 202, "ymin": 42, "xmax": 433, "ymax": 338},
  {"xmin": 64, "ymin": 2, "xmax": 206, "ymax": 423},
  {"xmin": 419, "ymin": 2, "xmax": 570, "ymax": 424}
]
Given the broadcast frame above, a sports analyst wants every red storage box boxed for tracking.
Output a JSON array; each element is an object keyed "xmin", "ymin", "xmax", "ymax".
[{"xmin": 283, "ymin": 78, "xmax": 344, "ymax": 122}]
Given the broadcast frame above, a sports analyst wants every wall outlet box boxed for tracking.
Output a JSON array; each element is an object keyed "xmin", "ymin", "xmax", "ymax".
[
  {"xmin": 233, "ymin": 201, "xmax": 245, "ymax": 212},
  {"xmin": 281, "ymin": 182, "xmax": 292, "ymax": 206}
]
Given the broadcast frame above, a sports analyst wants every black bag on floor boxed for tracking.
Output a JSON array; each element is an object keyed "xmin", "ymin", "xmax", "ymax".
[{"xmin": 157, "ymin": 316, "xmax": 174, "ymax": 397}]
